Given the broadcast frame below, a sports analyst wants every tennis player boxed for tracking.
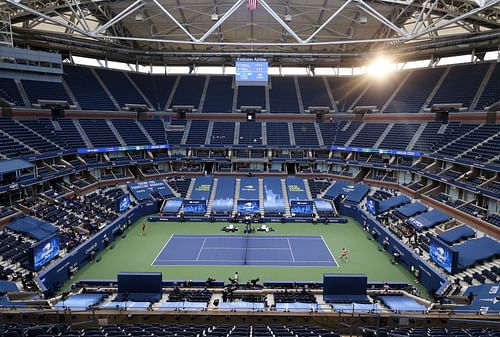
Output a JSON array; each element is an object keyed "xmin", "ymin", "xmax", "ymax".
[{"xmin": 339, "ymin": 248, "xmax": 348, "ymax": 262}]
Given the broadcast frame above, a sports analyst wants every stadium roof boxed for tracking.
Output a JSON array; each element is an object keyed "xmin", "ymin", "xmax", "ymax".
[{"xmin": 1, "ymin": 0, "xmax": 500, "ymax": 66}]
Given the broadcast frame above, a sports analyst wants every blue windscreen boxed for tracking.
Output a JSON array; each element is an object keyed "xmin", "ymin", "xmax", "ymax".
[
  {"xmin": 183, "ymin": 200, "xmax": 207, "ymax": 214},
  {"xmin": 263, "ymin": 177, "xmax": 285, "ymax": 213},
  {"xmin": 286, "ymin": 177, "xmax": 308, "ymax": 201},
  {"xmin": 31, "ymin": 235, "xmax": 60, "ymax": 271},
  {"xmin": 237, "ymin": 200, "xmax": 260, "ymax": 214},
  {"xmin": 162, "ymin": 198, "xmax": 183, "ymax": 214},
  {"xmin": 314, "ymin": 199, "xmax": 334, "ymax": 213},
  {"xmin": 290, "ymin": 200, "xmax": 313, "ymax": 216},
  {"xmin": 239, "ymin": 177, "xmax": 259, "ymax": 200}
]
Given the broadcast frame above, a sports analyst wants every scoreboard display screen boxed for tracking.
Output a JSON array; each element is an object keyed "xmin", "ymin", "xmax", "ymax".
[
  {"xmin": 31, "ymin": 235, "xmax": 60, "ymax": 271},
  {"xmin": 429, "ymin": 237, "xmax": 458, "ymax": 274},
  {"xmin": 235, "ymin": 58, "xmax": 268, "ymax": 86}
]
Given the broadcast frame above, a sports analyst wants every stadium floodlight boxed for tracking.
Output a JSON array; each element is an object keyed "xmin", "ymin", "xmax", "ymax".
[{"xmin": 366, "ymin": 56, "xmax": 395, "ymax": 77}]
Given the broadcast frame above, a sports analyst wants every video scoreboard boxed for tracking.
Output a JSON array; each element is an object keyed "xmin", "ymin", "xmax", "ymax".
[{"xmin": 235, "ymin": 58, "xmax": 268, "ymax": 86}]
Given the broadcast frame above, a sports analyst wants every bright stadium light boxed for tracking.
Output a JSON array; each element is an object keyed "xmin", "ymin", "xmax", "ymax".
[{"xmin": 366, "ymin": 56, "xmax": 395, "ymax": 77}]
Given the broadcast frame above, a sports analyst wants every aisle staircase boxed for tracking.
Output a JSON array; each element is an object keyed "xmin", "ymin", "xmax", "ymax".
[
  {"xmin": 280, "ymin": 178, "xmax": 291, "ymax": 217},
  {"xmin": 206, "ymin": 177, "xmax": 218, "ymax": 216},
  {"xmin": 303, "ymin": 179, "xmax": 317, "ymax": 215},
  {"xmin": 232, "ymin": 178, "xmax": 241, "ymax": 215},
  {"xmin": 185, "ymin": 178, "xmax": 196, "ymax": 199},
  {"xmin": 258, "ymin": 178, "xmax": 265, "ymax": 215}
]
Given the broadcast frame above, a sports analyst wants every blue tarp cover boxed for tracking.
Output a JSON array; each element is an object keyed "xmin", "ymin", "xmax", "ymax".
[
  {"xmin": 263, "ymin": 177, "xmax": 285, "ymax": 213},
  {"xmin": 408, "ymin": 210, "xmax": 451, "ymax": 231},
  {"xmin": 324, "ymin": 181, "xmax": 370, "ymax": 203},
  {"xmin": 276, "ymin": 302, "xmax": 319, "ymax": 312},
  {"xmin": 455, "ymin": 237, "xmax": 500, "ymax": 269},
  {"xmin": 0, "ymin": 159, "xmax": 34, "ymax": 175},
  {"xmin": 0, "ymin": 280, "xmax": 19, "ymax": 292},
  {"xmin": 212, "ymin": 176, "xmax": 235, "ymax": 213},
  {"xmin": 157, "ymin": 301, "xmax": 207, "ymax": 311},
  {"xmin": 190, "ymin": 176, "xmax": 213, "ymax": 200},
  {"xmin": 54, "ymin": 293, "xmax": 107, "ymax": 311},
  {"xmin": 100, "ymin": 301, "xmax": 151, "ymax": 310},
  {"xmin": 7, "ymin": 216, "xmax": 58, "ymax": 241},
  {"xmin": 396, "ymin": 202, "xmax": 427, "ymax": 218},
  {"xmin": 456, "ymin": 284, "xmax": 500, "ymax": 314},
  {"xmin": 218, "ymin": 301, "xmax": 265, "ymax": 311},
  {"xmin": 378, "ymin": 195, "xmax": 410, "ymax": 213},
  {"xmin": 286, "ymin": 177, "xmax": 308, "ymax": 201},
  {"xmin": 239, "ymin": 177, "xmax": 259, "ymax": 200},
  {"xmin": 438, "ymin": 224, "xmax": 475, "ymax": 245},
  {"xmin": 331, "ymin": 303, "xmax": 384, "ymax": 313},
  {"xmin": 379, "ymin": 295, "xmax": 427, "ymax": 312}
]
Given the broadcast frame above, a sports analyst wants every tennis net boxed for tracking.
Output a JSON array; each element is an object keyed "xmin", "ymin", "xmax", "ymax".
[{"xmin": 243, "ymin": 231, "xmax": 249, "ymax": 265}]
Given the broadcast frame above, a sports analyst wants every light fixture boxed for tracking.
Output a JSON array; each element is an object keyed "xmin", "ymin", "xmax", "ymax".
[
  {"xmin": 359, "ymin": 15, "xmax": 368, "ymax": 24},
  {"xmin": 285, "ymin": 14, "xmax": 292, "ymax": 22},
  {"xmin": 211, "ymin": 13, "xmax": 219, "ymax": 21}
]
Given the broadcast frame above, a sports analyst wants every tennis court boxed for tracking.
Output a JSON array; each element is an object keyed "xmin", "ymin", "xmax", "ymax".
[{"xmin": 152, "ymin": 234, "xmax": 337, "ymax": 267}]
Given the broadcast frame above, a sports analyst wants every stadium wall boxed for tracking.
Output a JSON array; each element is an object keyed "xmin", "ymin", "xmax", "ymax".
[
  {"xmin": 37, "ymin": 201, "xmax": 158, "ymax": 295},
  {"xmin": 339, "ymin": 203, "xmax": 449, "ymax": 296}
]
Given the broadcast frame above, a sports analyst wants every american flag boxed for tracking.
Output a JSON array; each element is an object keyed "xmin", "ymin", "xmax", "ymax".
[{"xmin": 247, "ymin": 0, "xmax": 258, "ymax": 11}]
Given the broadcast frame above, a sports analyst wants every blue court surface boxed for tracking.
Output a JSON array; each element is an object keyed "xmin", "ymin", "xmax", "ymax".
[{"xmin": 152, "ymin": 234, "xmax": 337, "ymax": 267}]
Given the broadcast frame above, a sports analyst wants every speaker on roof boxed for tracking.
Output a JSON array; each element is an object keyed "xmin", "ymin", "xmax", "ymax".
[
  {"xmin": 241, "ymin": 106, "xmax": 261, "ymax": 114},
  {"xmin": 309, "ymin": 106, "xmax": 330, "ymax": 122},
  {"xmin": 173, "ymin": 105, "xmax": 194, "ymax": 119},
  {"xmin": 241, "ymin": 106, "xmax": 261, "ymax": 122}
]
